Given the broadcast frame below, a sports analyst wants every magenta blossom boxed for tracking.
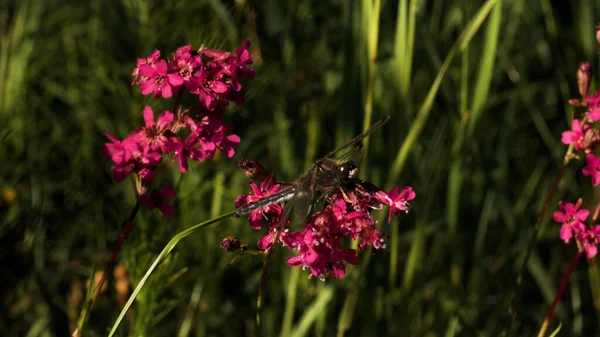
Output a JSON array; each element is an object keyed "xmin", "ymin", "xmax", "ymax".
[
  {"xmin": 284, "ymin": 228, "xmax": 359, "ymax": 279},
  {"xmin": 585, "ymin": 89, "xmax": 600, "ymax": 109},
  {"xmin": 132, "ymin": 49, "xmax": 161, "ymax": 85},
  {"xmin": 375, "ymin": 186, "xmax": 416, "ymax": 223},
  {"xmin": 139, "ymin": 106, "xmax": 176, "ymax": 153},
  {"xmin": 104, "ymin": 132, "xmax": 161, "ymax": 182},
  {"xmin": 235, "ymin": 175, "xmax": 283, "ymax": 230},
  {"xmin": 553, "ymin": 198, "xmax": 588, "ymax": 243},
  {"xmin": 577, "ymin": 225, "xmax": 600, "ymax": 259},
  {"xmin": 582, "ymin": 153, "xmax": 600, "ymax": 186},
  {"xmin": 561, "ymin": 119, "xmax": 588, "ymax": 151},
  {"xmin": 138, "ymin": 59, "xmax": 184, "ymax": 98},
  {"xmin": 139, "ymin": 186, "xmax": 176, "ymax": 217}
]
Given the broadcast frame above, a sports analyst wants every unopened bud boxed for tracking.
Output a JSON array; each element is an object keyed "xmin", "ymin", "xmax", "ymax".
[
  {"xmin": 238, "ymin": 159, "xmax": 269, "ymax": 181},
  {"xmin": 596, "ymin": 25, "xmax": 600, "ymax": 47},
  {"xmin": 221, "ymin": 237, "xmax": 241, "ymax": 252},
  {"xmin": 578, "ymin": 62, "xmax": 592, "ymax": 97},
  {"xmin": 584, "ymin": 128, "xmax": 600, "ymax": 153}
]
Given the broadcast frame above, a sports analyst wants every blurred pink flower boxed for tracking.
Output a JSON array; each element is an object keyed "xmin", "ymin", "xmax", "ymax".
[
  {"xmin": 577, "ymin": 225, "xmax": 600, "ymax": 259},
  {"xmin": 553, "ymin": 198, "xmax": 588, "ymax": 243},
  {"xmin": 582, "ymin": 153, "xmax": 600, "ymax": 186}
]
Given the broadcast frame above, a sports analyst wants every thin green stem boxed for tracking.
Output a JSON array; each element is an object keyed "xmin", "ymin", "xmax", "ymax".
[
  {"xmin": 508, "ymin": 159, "xmax": 569, "ymax": 333},
  {"xmin": 257, "ymin": 251, "xmax": 270, "ymax": 332},
  {"xmin": 108, "ymin": 211, "xmax": 236, "ymax": 337}
]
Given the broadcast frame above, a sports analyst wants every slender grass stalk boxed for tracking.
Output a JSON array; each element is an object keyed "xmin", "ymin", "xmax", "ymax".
[
  {"xmin": 392, "ymin": 0, "xmax": 416, "ymax": 101},
  {"xmin": 388, "ymin": 0, "xmax": 417, "ymax": 290},
  {"xmin": 467, "ymin": 0, "xmax": 502, "ymax": 137},
  {"xmin": 77, "ymin": 200, "xmax": 140, "ymax": 335},
  {"xmin": 289, "ymin": 286, "xmax": 334, "ymax": 337},
  {"xmin": 389, "ymin": 0, "xmax": 499, "ymax": 182},
  {"xmin": 108, "ymin": 211, "xmax": 236, "ymax": 337},
  {"xmin": 537, "ymin": 251, "xmax": 584, "ymax": 337},
  {"xmin": 337, "ymin": 1, "xmax": 380, "ymax": 334},
  {"xmin": 507, "ymin": 151, "xmax": 573, "ymax": 333},
  {"xmin": 257, "ymin": 251, "xmax": 270, "ymax": 331},
  {"xmin": 359, "ymin": 0, "xmax": 381, "ymax": 175},
  {"xmin": 281, "ymin": 267, "xmax": 300, "ymax": 336}
]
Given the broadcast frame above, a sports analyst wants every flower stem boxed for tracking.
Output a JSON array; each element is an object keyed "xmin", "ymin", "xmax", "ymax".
[
  {"xmin": 77, "ymin": 201, "xmax": 140, "ymax": 335},
  {"xmin": 94, "ymin": 200, "xmax": 140, "ymax": 303},
  {"xmin": 256, "ymin": 250, "xmax": 271, "ymax": 332},
  {"xmin": 537, "ymin": 251, "xmax": 583, "ymax": 337},
  {"xmin": 507, "ymin": 162, "xmax": 567, "ymax": 331}
]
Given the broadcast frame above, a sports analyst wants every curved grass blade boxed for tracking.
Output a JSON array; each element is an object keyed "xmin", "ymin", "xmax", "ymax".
[
  {"xmin": 389, "ymin": 0, "xmax": 499, "ymax": 183},
  {"xmin": 108, "ymin": 211, "xmax": 236, "ymax": 337}
]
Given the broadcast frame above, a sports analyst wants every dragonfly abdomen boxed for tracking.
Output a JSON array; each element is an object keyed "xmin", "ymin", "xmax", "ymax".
[{"xmin": 235, "ymin": 187, "xmax": 297, "ymax": 217}]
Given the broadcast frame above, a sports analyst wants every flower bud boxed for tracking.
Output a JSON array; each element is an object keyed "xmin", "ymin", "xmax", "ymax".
[
  {"xmin": 237, "ymin": 159, "xmax": 270, "ymax": 182},
  {"xmin": 584, "ymin": 127, "xmax": 600, "ymax": 153},
  {"xmin": 578, "ymin": 62, "xmax": 592, "ymax": 97},
  {"xmin": 221, "ymin": 237, "xmax": 241, "ymax": 252},
  {"xmin": 596, "ymin": 25, "xmax": 600, "ymax": 47}
]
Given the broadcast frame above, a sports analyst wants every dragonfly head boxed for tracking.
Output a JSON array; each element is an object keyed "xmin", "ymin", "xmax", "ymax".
[{"xmin": 338, "ymin": 160, "xmax": 358, "ymax": 180}]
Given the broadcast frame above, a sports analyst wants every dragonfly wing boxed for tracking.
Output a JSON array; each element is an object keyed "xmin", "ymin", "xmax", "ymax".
[
  {"xmin": 323, "ymin": 116, "xmax": 390, "ymax": 158},
  {"xmin": 335, "ymin": 143, "xmax": 366, "ymax": 164},
  {"xmin": 291, "ymin": 189, "xmax": 313, "ymax": 225},
  {"xmin": 278, "ymin": 188, "xmax": 298, "ymax": 229}
]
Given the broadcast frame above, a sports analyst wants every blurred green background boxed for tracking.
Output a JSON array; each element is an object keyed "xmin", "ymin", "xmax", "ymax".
[{"xmin": 2, "ymin": 0, "xmax": 599, "ymax": 336}]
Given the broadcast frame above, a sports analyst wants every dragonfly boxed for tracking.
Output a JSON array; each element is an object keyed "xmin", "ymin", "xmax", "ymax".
[{"xmin": 235, "ymin": 115, "xmax": 391, "ymax": 227}]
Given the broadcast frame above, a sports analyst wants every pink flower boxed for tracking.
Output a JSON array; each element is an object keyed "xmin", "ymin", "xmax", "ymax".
[
  {"xmin": 582, "ymin": 153, "xmax": 600, "ymax": 186},
  {"xmin": 561, "ymin": 119, "xmax": 587, "ymax": 151},
  {"xmin": 553, "ymin": 198, "xmax": 588, "ymax": 243},
  {"xmin": 375, "ymin": 186, "xmax": 416, "ymax": 223},
  {"xmin": 185, "ymin": 115, "xmax": 240, "ymax": 159},
  {"xmin": 139, "ymin": 106, "xmax": 176, "ymax": 153},
  {"xmin": 138, "ymin": 59, "xmax": 184, "ymax": 98},
  {"xmin": 132, "ymin": 50, "xmax": 161, "ymax": 85},
  {"xmin": 139, "ymin": 186, "xmax": 176, "ymax": 217},
  {"xmin": 577, "ymin": 225, "xmax": 600, "ymax": 259},
  {"xmin": 235, "ymin": 175, "xmax": 283, "ymax": 230},
  {"xmin": 284, "ymin": 228, "xmax": 359, "ymax": 279},
  {"xmin": 588, "ymin": 106, "xmax": 600, "ymax": 122},
  {"xmin": 103, "ymin": 132, "xmax": 161, "ymax": 182},
  {"xmin": 585, "ymin": 89, "xmax": 600, "ymax": 109},
  {"xmin": 187, "ymin": 64, "xmax": 228, "ymax": 110},
  {"xmin": 171, "ymin": 134, "xmax": 203, "ymax": 173}
]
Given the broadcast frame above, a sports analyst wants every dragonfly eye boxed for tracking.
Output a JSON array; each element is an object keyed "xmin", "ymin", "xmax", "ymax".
[{"xmin": 338, "ymin": 161, "xmax": 357, "ymax": 180}]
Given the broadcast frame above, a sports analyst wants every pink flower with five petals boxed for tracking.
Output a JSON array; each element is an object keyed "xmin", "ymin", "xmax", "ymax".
[{"xmin": 553, "ymin": 198, "xmax": 588, "ymax": 243}]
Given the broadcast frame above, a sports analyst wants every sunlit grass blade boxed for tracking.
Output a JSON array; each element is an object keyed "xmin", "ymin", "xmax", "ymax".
[
  {"xmin": 393, "ymin": 0, "xmax": 417, "ymax": 100},
  {"xmin": 389, "ymin": 0, "xmax": 499, "ymax": 182},
  {"xmin": 289, "ymin": 286, "xmax": 334, "ymax": 337},
  {"xmin": 468, "ymin": 0, "xmax": 502, "ymax": 137},
  {"xmin": 108, "ymin": 211, "xmax": 236, "ymax": 337}
]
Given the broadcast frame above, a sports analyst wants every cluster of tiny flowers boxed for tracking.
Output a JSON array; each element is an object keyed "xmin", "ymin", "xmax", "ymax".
[
  {"xmin": 235, "ymin": 172, "xmax": 415, "ymax": 279},
  {"xmin": 557, "ymin": 57, "xmax": 600, "ymax": 258},
  {"xmin": 104, "ymin": 41, "xmax": 255, "ymax": 216},
  {"xmin": 553, "ymin": 199, "xmax": 600, "ymax": 259}
]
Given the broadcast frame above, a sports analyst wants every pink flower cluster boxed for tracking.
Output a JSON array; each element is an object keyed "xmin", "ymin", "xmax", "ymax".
[
  {"xmin": 553, "ymin": 199, "xmax": 600, "ymax": 259},
  {"xmin": 235, "ymin": 174, "xmax": 415, "ymax": 279},
  {"xmin": 132, "ymin": 40, "xmax": 255, "ymax": 109},
  {"xmin": 557, "ymin": 61, "xmax": 600, "ymax": 258},
  {"xmin": 104, "ymin": 41, "xmax": 255, "ymax": 216}
]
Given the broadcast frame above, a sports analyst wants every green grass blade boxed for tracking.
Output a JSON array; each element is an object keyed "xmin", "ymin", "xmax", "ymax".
[
  {"xmin": 389, "ymin": 0, "xmax": 499, "ymax": 182},
  {"xmin": 468, "ymin": 0, "xmax": 502, "ymax": 136},
  {"xmin": 289, "ymin": 286, "xmax": 334, "ymax": 337},
  {"xmin": 108, "ymin": 211, "xmax": 235, "ymax": 337}
]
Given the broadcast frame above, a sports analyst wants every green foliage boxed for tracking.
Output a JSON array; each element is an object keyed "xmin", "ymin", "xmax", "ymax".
[{"xmin": 1, "ymin": 0, "xmax": 598, "ymax": 336}]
